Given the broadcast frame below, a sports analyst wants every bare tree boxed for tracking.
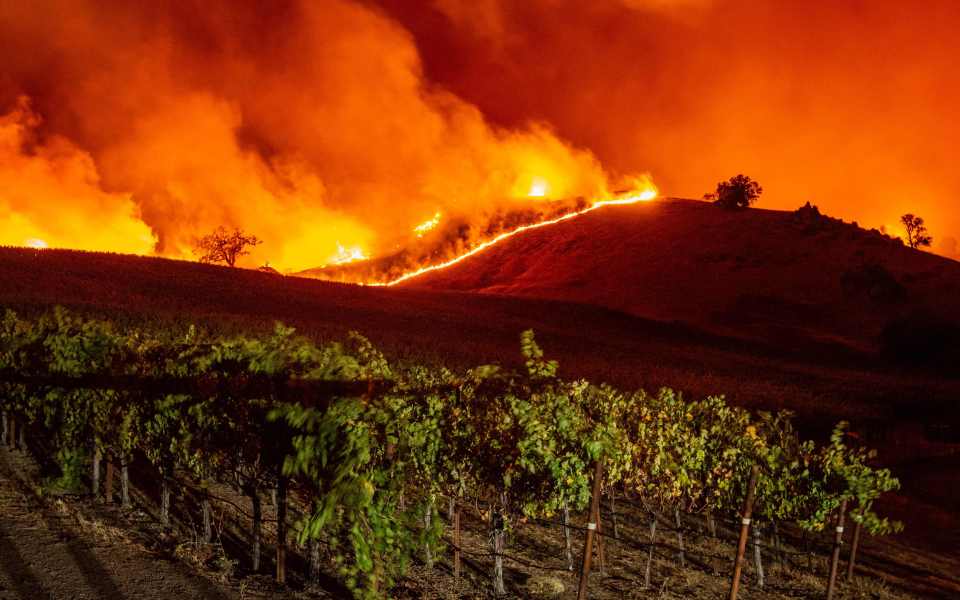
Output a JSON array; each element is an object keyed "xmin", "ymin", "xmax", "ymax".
[
  {"xmin": 704, "ymin": 174, "xmax": 762, "ymax": 209},
  {"xmin": 193, "ymin": 227, "xmax": 261, "ymax": 267},
  {"xmin": 900, "ymin": 214, "xmax": 932, "ymax": 249}
]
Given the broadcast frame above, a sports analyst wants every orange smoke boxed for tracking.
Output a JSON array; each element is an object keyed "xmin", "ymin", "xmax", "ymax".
[
  {"xmin": 381, "ymin": 0, "xmax": 960, "ymax": 259},
  {"xmin": 0, "ymin": 0, "xmax": 617, "ymax": 272},
  {"xmin": 0, "ymin": 98, "xmax": 155, "ymax": 254}
]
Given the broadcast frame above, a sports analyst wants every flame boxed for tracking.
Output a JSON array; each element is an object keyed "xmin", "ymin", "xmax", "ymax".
[
  {"xmin": 528, "ymin": 177, "xmax": 550, "ymax": 198},
  {"xmin": 24, "ymin": 238, "xmax": 48, "ymax": 249},
  {"xmin": 327, "ymin": 242, "xmax": 368, "ymax": 266},
  {"xmin": 369, "ymin": 177, "xmax": 658, "ymax": 286},
  {"xmin": 413, "ymin": 211, "xmax": 442, "ymax": 237}
]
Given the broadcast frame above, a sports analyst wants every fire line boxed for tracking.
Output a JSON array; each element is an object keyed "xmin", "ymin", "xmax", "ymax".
[{"xmin": 368, "ymin": 187, "xmax": 657, "ymax": 287}]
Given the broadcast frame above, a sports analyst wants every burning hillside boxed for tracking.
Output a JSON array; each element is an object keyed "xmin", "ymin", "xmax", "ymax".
[
  {"xmin": 299, "ymin": 180, "xmax": 657, "ymax": 284},
  {"xmin": 401, "ymin": 198, "xmax": 960, "ymax": 351}
]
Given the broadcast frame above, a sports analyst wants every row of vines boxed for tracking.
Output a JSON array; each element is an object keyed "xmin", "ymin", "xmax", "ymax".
[{"xmin": 0, "ymin": 308, "xmax": 901, "ymax": 598}]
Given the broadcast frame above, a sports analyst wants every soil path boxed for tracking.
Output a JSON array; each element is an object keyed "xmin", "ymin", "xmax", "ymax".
[{"xmin": 0, "ymin": 447, "xmax": 238, "ymax": 600}]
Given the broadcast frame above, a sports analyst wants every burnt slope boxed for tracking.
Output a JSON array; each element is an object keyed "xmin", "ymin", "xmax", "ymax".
[{"xmin": 403, "ymin": 199, "xmax": 960, "ymax": 353}]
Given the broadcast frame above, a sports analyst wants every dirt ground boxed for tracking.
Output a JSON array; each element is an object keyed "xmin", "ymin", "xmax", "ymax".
[
  {"xmin": 2, "ymin": 441, "xmax": 958, "ymax": 600},
  {"xmin": 0, "ymin": 447, "xmax": 247, "ymax": 600}
]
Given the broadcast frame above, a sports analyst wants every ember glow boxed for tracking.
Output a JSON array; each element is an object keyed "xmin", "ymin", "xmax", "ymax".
[
  {"xmin": 414, "ymin": 212, "xmax": 443, "ymax": 238},
  {"xmin": 328, "ymin": 243, "xmax": 369, "ymax": 267}
]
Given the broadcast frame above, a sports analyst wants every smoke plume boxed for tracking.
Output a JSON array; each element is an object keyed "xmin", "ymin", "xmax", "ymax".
[
  {"xmin": 0, "ymin": 0, "xmax": 613, "ymax": 270},
  {"xmin": 378, "ymin": 0, "xmax": 960, "ymax": 255}
]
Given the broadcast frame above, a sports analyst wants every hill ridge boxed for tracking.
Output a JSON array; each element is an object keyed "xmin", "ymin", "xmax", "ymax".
[{"xmin": 401, "ymin": 198, "xmax": 960, "ymax": 352}]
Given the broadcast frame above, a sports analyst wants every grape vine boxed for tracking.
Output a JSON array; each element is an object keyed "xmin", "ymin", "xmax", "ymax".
[{"xmin": 0, "ymin": 308, "xmax": 902, "ymax": 598}]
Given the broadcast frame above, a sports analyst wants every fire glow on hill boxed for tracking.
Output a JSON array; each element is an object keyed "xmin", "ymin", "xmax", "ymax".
[
  {"xmin": 371, "ymin": 181, "xmax": 658, "ymax": 286},
  {"xmin": 299, "ymin": 175, "xmax": 658, "ymax": 285}
]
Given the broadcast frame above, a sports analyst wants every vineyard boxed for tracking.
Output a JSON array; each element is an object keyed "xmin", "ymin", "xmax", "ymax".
[{"xmin": 0, "ymin": 307, "xmax": 905, "ymax": 599}]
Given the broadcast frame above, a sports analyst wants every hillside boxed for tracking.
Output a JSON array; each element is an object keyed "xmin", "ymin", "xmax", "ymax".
[{"xmin": 402, "ymin": 199, "xmax": 960, "ymax": 354}]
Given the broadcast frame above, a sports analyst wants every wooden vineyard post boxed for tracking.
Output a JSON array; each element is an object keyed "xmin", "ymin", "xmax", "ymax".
[
  {"xmin": 120, "ymin": 458, "xmax": 131, "ymax": 509},
  {"xmin": 595, "ymin": 504, "xmax": 606, "ymax": 576},
  {"xmin": 424, "ymin": 500, "xmax": 434, "ymax": 568},
  {"xmin": 453, "ymin": 501, "xmax": 462, "ymax": 581},
  {"xmin": 643, "ymin": 513, "xmax": 657, "ymax": 589},
  {"xmin": 251, "ymin": 487, "xmax": 262, "ymax": 572},
  {"xmin": 577, "ymin": 459, "xmax": 604, "ymax": 600},
  {"xmin": 826, "ymin": 499, "xmax": 848, "ymax": 600},
  {"xmin": 729, "ymin": 464, "xmax": 759, "ymax": 600},
  {"xmin": 753, "ymin": 520, "xmax": 764, "ymax": 589},
  {"xmin": 201, "ymin": 480, "xmax": 212, "ymax": 544},
  {"xmin": 308, "ymin": 539, "xmax": 321, "ymax": 585},
  {"xmin": 92, "ymin": 445, "xmax": 101, "ymax": 498},
  {"xmin": 609, "ymin": 490, "xmax": 620, "ymax": 539},
  {"xmin": 675, "ymin": 507, "xmax": 686, "ymax": 568},
  {"xmin": 846, "ymin": 519, "xmax": 862, "ymax": 582},
  {"xmin": 453, "ymin": 502, "xmax": 460, "ymax": 582},
  {"xmin": 160, "ymin": 467, "xmax": 172, "ymax": 528},
  {"xmin": 276, "ymin": 475, "xmax": 288, "ymax": 584},
  {"xmin": 105, "ymin": 456, "xmax": 115, "ymax": 504},
  {"xmin": 491, "ymin": 494, "xmax": 506, "ymax": 596}
]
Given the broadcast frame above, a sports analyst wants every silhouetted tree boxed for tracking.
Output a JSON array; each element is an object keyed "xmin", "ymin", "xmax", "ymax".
[
  {"xmin": 704, "ymin": 174, "xmax": 762, "ymax": 209},
  {"xmin": 900, "ymin": 214, "xmax": 932, "ymax": 249},
  {"xmin": 194, "ymin": 227, "xmax": 261, "ymax": 267}
]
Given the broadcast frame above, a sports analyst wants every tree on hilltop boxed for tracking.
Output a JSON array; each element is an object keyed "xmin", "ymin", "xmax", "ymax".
[
  {"xmin": 705, "ymin": 174, "xmax": 763, "ymax": 209},
  {"xmin": 193, "ymin": 227, "xmax": 261, "ymax": 267},
  {"xmin": 900, "ymin": 214, "xmax": 932, "ymax": 249}
]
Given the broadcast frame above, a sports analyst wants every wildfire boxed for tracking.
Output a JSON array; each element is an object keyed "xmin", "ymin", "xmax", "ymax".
[
  {"xmin": 413, "ymin": 211, "xmax": 442, "ymax": 238},
  {"xmin": 327, "ymin": 242, "xmax": 368, "ymax": 266},
  {"xmin": 528, "ymin": 177, "xmax": 550, "ymax": 198},
  {"xmin": 370, "ymin": 178, "xmax": 658, "ymax": 287},
  {"xmin": 637, "ymin": 189, "xmax": 657, "ymax": 202},
  {"xmin": 24, "ymin": 238, "xmax": 48, "ymax": 249}
]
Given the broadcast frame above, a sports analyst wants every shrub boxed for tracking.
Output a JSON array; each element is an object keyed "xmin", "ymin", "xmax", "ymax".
[{"xmin": 704, "ymin": 174, "xmax": 762, "ymax": 209}]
